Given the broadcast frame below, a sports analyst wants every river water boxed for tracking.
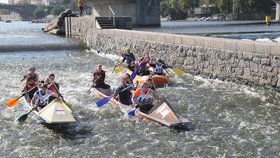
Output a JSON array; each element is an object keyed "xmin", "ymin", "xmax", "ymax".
[{"xmin": 0, "ymin": 21, "xmax": 280, "ymax": 157}]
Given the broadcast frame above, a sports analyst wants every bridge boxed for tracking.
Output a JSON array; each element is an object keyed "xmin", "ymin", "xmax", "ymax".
[
  {"xmin": 86, "ymin": 0, "xmax": 160, "ymax": 27},
  {"xmin": 0, "ymin": 4, "xmax": 37, "ymax": 21}
]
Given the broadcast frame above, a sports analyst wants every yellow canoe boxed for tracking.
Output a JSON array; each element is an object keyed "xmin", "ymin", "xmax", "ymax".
[{"xmin": 23, "ymin": 97, "xmax": 76, "ymax": 124}]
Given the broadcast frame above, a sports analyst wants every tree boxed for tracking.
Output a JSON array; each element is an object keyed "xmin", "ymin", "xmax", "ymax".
[
  {"xmin": 33, "ymin": 8, "xmax": 46, "ymax": 18},
  {"xmin": 51, "ymin": 5, "xmax": 65, "ymax": 15}
]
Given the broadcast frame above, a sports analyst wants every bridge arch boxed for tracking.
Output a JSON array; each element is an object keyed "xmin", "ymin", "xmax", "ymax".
[{"xmin": 0, "ymin": 4, "xmax": 37, "ymax": 21}]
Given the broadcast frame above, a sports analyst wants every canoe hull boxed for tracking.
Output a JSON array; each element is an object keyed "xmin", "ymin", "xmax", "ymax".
[
  {"xmin": 22, "ymin": 97, "xmax": 76, "ymax": 124},
  {"xmin": 126, "ymin": 69, "xmax": 170, "ymax": 87},
  {"xmin": 94, "ymin": 89, "xmax": 191, "ymax": 130}
]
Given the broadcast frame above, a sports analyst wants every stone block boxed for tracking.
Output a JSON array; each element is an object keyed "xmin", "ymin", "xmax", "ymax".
[
  {"xmin": 225, "ymin": 40, "xmax": 237, "ymax": 51},
  {"xmin": 243, "ymin": 52, "xmax": 253, "ymax": 61},
  {"xmin": 213, "ymin": 39, "xmax": 226, "ymax": 50},
  {"xmin": 174, "ymin": 35, "xmax": 182, "ymax": 44},
  {"xmin": 203, "ymin": 38, "xmax": 214, "ymax": 48},
  {"xmin": 271, "ymin": 44, "xmax": 280, "ymax": 55},
  {"xmin": 148, "ymin": 32, "xmax": 158, "ymax": 42},
  {"xmin": 165, "ymin": 34, "xmax": 175, "ymax": 44},
  {"xmin": 181, "ymin": 36, "xmax": 195, "ymax": 46},
  {"xmin": 236, "ymin": 41, "xmax": 253, "ymax": 53},
  {"xmin": 132, "ymin": 32, "xmax": 141, "ymax": 39},
  {"xmin": 253, "ymin": 43, "xmax": 271, "ymax": 54},
  {"xmin": 193, "ymin": 37, "xmax": 204, "ymax": 47},
  {"xmin": 261, "ymin": 58, "xmax": 271, "ymax": 66},
  {"xmin": 156, "ymin": 34, "xmax": 166, "ymax": 43}
]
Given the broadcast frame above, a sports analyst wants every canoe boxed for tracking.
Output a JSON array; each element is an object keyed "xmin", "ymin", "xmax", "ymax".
[
  {"xmin": 22, "ymin": 97, "xmax": 76, "ymax": 124},
  {"xmin": 126, "ymin": 69, "xmax": 171, "ymax": 88},
  {"xmin": 94, "ymin": 88, "xmax": 192, "ymax": 130}
]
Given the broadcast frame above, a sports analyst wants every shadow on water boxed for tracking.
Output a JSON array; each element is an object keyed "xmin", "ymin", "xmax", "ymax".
[{"xmin": 42, "ymin": 122, "xmax": 93, "ymax": 140}]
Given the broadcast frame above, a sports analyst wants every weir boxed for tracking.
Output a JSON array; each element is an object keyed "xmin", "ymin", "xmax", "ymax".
[{"xmin": 66, "ymin": 16, "xmax": 280, "ymax": 91}]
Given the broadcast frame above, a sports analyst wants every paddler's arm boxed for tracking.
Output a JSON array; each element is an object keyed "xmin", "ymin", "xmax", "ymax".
[{"xmin": 31, "ymin": 96, "xmax": 38, "ymax": 107}]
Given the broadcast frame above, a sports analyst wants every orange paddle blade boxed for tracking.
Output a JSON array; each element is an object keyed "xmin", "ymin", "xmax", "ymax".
[{"xmin": 6, "ymin": 97, "xmax": 20, "ymax": 108}]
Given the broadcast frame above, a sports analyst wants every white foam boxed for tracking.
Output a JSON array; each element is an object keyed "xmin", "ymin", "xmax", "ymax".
[
  {"xmin": 256, "ymin": 38, "xmax": 273, "ymax": 43},
  {"xmin": 89, "ymin": 49, "xmax": 122, "ymax": 61},
  {"xmin": 273, "ymin": 37, "xmax": 280, "ymax": 43}
]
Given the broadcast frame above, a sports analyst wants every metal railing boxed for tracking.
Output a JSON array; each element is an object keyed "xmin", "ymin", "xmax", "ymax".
[{"xmin": 108, "ymin": 5, "xmax": 116, "ymax": 27}]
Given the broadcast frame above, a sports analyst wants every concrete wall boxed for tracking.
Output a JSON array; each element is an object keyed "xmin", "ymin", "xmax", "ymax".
[
  {"xmin": 89, "ymin": 0, "xmax": 160, "ymax": 26},
  {"xmin": 67, "ymin": 17, "xmax": 280, "ymax": 90}
]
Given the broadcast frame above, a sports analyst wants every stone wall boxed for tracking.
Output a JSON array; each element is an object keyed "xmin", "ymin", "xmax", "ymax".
[{"xmin": 68, "ymin": 16, "xmax": 280, "ymax": 90}]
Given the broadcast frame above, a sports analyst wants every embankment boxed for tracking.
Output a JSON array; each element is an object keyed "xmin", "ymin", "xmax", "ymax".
[{"xmin": 66, "ymin": 16, "xmax": 280, "ymax": 90}]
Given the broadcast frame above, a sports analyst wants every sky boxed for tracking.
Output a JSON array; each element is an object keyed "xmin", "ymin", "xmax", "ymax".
[{"xmin": 0, "ymin": 0, "xmax": 8, "ymax": 4}]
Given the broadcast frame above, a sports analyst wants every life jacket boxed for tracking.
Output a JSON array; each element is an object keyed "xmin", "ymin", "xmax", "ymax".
[
  {"xmin": 117, "ymin": 85, "xmax": 132, "ymax": 103},
  {"xmin": 48, "ymin": 83, "xmax": 59, "ymax": 92},
  {"xmin": 124, "ymin": 53, "xmax": 135, "ymax": 64},
  {"xmin": 133, "ymin": 88, "xmax": 152, "ymax": 104},
  {"xmin": 34, "ymin": 90, "xmax": 52, "ymax": 106},
  {"xmin": 154, "ymin": 64, "xmax": 163, "ymax": 74},
  {"xmin": 94, "ymin": 70, "xmax": 106, "ymax": 86},
  {"xmin": 26, "ymin": 83, "xmax": 36, "ymax": 91},
  {"xmin": 28, "ymin": 73, "xmax": 39, "ymax": 82}
]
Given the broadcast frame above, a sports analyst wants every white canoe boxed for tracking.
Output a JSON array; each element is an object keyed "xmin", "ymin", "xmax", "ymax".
[
  {"xmin": 94, "ymin": 88, "xmax": 192, "ymax": 130},
  {"xmin": 23, "ymin": 97, "xmax": 76, "ymax": 124}
]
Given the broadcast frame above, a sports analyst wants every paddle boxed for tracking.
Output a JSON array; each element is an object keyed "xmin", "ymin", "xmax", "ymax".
[
  {"xmin": 17, "ymin": 106, "xmax": 39, "ymax": 123},
  {"xmin": 114, "ymin": 66, "xmax": 125, "ymax": 74},
  {"xmin": 52, "ymin": 83, "xmax": 72, "ymax": 110},
  {"xmin": 87, "ymin": 79, "xmax": 98, "ymax": 94},
  {"xmin": 6, "ymin": 83, "xmax": 38, "ymax": 108},
  {"xmin": 128, "ymin": 107, "xmax": 138, "ymax": 117},
  {"xmin": 96, "ymin": 84, "xmax": 133, "ymax": 107},
  {"xmin": 17, "ymin": 93, "xmax": 52, "ymax": 123},
  {"xmin": 170, "ymin": 68, "xmax": 184, "ymax": 76},
  {"xmin": 87, "ymin": 84, "xmax": 94, "ymax": 94},
  {"xmin": 130, "ymin": 71, "xmax": 137, "ymax": 79}
]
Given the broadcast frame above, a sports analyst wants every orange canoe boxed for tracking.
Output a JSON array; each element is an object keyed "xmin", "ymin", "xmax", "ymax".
[{"xmin": 126, "ymin": 69, "xmax": 171, "ymax": 88}]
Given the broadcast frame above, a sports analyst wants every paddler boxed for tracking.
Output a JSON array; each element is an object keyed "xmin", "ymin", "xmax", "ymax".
[
  {"xmin": 31, "ymin": 84, "xmax": 58, "ymax": 111},
  {"xmin": 132, "ymin": 82, "xmax": 162, "ymax": 114},
  {"xmin": 115, "ymin": 48, "xmax": 136, "ymax": 71},
  {"xmin": 93, "ymin": 64, "xmax": 113, "ymax": 96},
  {"xmin": 150, "ymin": 59, "xmax": 171, "ymax": 75},
  {"xmin": 21, "ymin": 66, "xmax": 39, "ymax": 83},
  {"xmin": 114, "ymin": 75, "xmax": 134, "ymax": 105},
  {"xmin": 21, "ymin": 76, "xmax": 38, "ymax": 102},
  {"xmin": 46, "ymin": 73, "xmax": 60, "ymax": 102}
]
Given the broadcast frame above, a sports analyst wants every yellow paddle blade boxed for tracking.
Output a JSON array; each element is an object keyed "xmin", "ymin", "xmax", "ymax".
[
  {"xmin": 6, "ymin": 97, "xmax": 20, "ymax": 108},
  {"xmin": 114, "ymin": 66, "xmax": 125, "ymax": 74},
  {"xmin": 172, "ymin": 68, "xmax": 184, "ymax": 76}
]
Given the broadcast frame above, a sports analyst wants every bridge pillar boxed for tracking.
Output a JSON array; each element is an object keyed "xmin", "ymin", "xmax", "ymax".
[
  {"xmin": 276, "ymin": 3, "xmax": 280, "ymax": 21},
  {"xmin": 90, "ymin": 0, "xmax": 160, "ymax": 27}
]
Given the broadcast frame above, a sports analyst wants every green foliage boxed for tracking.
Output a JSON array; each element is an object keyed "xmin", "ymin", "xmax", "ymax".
[
  {"xmin": 161, "ymin": 0, "xmax": 275, "ymax": 19},
  {"xmin": 51, "ymin": 5, "xmax": 65, "ymax": 15},
  {"xmin": 33, "ymin": 8, "xmax": 46, "ymax": 18}
]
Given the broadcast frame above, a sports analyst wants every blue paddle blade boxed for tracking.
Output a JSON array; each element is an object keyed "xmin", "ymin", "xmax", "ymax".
[
  {"xmin": 128, "ymin": 109, "xmax": 136, "ymax": 117},
  {"xmin": 130, "ymin": 71, "xmax": 137, "ymax": 79},
  {"xmin": 96, "ymin": 97, "xmax": 111, "ymax": 107}
]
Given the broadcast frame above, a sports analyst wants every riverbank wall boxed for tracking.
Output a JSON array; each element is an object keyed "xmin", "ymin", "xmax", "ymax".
[{"xmin": 67, "ymin": 16, "xmax": 280, "ymax": 90}]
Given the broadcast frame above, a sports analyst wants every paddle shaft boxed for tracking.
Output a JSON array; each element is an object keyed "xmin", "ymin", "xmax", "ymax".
[
  {"xmin": 18, "ymin": 93, "xmax": 53, "ymax": 122},
  {"xmin": 88, "ymin": 79, "xmax": 98, "ymax": 93},
  {"xmin": 6, "ymin": 83, "xmax": 39, "ymax": 107},
  {"xmin": 52, "ymin": 83, "xmax": 65, "ymax": 103}
]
